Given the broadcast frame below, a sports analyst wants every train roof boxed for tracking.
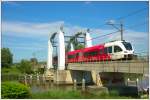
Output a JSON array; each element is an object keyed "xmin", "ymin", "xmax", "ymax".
[
  {"xmin": 104, "ymin": 40, "xmax": 127, "ymax": 46},
  {"xmin": 67, "ymin": 44, "xmax": 104, "ymax": 55},
  {"xmin": 83, "ymin": 44, "xmax": 104, "ymax": 52},
  {"xmin": 67, "ymin": 49, "xmax": 81, "ymax": 55}
]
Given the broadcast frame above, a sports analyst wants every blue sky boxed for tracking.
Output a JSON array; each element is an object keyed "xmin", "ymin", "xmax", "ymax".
[{"xmin": 2, "ymin": 1, "xmax": 149, "ymax": 62}]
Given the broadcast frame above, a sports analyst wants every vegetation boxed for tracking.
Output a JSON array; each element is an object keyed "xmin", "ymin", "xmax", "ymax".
[
  {"xmin": 30, "ymin": 58, "xmax": 38, "ymax": 65},
  {"xmin": 1, "ymin": 81, "xmax": 31, "ymax": 99},
  {"xmin": 2, "ymin": 66, "xmax": 21, "ymax": 75},
  {"xmin": 31, "ymin": 89, "xmax": 83, "ymax": 99},
  {"xmin": 1, "ymin": 48, "xmax": 13, "ymax": 68},
  {"xmin": 18, "ymin": 59, "xmax": 34, "ymax": 74},
  {"xmin": 31, "ymin": 89, "xmax": 133, "ymax": 99}
]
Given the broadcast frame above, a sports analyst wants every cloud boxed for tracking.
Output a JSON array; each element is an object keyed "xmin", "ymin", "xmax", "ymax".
[
  {"xmin": 2, "ymin": 21, "xmax": 88, "ymax": 38},
  {"xmin": 2, "ymin": 21, "xmax": 64, "ymax": 37}
]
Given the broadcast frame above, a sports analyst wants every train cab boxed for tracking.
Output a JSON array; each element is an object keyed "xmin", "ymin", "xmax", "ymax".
[{"xmin": 104, "ymin": 40, "xmax": 134, "ymax": 60}]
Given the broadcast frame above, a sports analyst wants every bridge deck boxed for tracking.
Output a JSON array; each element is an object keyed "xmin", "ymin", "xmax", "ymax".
[{"xmin": 67, "ymin": 60, "xmax": 149, "ymax": 74}]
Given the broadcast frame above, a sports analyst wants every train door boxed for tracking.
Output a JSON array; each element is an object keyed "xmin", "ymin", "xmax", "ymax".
[
  {"xmin": 107, "ymin": 46, "xmax": 113, "ymax": 60},
  {"xmin": 78, "ymin": 52, "xmax": 83, "ymax": 62},
  {"xmin": 112, "ymin": 45, "xmax": 123, "ymax": 60}
]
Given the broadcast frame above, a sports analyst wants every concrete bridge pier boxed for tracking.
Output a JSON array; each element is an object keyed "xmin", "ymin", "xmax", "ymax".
[
  {"xmin": 91, "ymin": 71, "xmax": 103, "ymax": 86},
  {"xmin": 53, "ymin": 70, "xmax": 73, "ymax": 84}
]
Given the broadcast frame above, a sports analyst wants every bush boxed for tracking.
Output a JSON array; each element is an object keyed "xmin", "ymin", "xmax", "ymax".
[
  {"xmin": 19, "ymin": 60, "xmax": 33, "ymax": 74},
  {"xmin": 1, "ymin": 82, "xmax": 31, "ymax": 99}
]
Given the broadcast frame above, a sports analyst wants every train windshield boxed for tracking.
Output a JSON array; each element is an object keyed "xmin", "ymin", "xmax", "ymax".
[{"xmin": 122, "ymin": 42, "xmax": 132, "ymax": 50}]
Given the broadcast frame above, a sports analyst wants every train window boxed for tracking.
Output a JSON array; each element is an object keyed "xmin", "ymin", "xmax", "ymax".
[
  {"xmin": 108, "ymin": 46, "xmax": 112, "ymax": 53},
  {"xmin": 114, "ymin": 46, "xmax": 122, "ymax": 52},
  {"xmin": 68, "ymin": 55, "xmax": 75, "ymax": 58},
  {"xmin": 89, "ymin": 52, "xmax": 93, "ymax": 56},
  {"xmin": 84, "ymin": 52, "xmax": 89, "ymax": 56},
  {"xmin": 122, "ymin": 42, "xmax": 132, "ymax": 50},
  {"xmin": 94, "ymin": 51, "xmax": 98, "ymax": 55},
  {"xmin": 92, "ymin": 51, "xmax": 98, "ymax": 56},
  {"xmin": 100, "ymin": 49, "xmax": 103, "ymax": 54},
  {"xmin": 84, "ymin": 51, "xmax": 98, "ymax": 56}
]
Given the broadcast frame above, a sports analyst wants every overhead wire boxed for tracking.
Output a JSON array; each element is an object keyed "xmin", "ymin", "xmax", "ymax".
[
  {"xmin": 124, "ymin": 21, "xmax": 148, "ymax": 30},
  {"xmin": 116, "ymin": 7, "xmax": 148, "ymax": 20},
  {"xmin": 91, "ymin": 7, "xmax": 148, "ymax": 32},
  {"xmin": 86, "ymin": 20, "xmax": 148, "ymax": 42},
  {"xmin": 87, "ymin": 7, "xmax": 148, "ymax": 41}
]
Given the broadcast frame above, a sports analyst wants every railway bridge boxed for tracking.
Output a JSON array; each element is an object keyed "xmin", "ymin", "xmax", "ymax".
[
  {"xmin": 52, "ymin": 56, "xmax": 149, "ymax": 86},
  {"xmin": 67, "ymin": 60, "xmax": 149, "ymax": 75},
  {"xmin": 64, "ymin": 58, "xmax": 148, "ymax": 86}
]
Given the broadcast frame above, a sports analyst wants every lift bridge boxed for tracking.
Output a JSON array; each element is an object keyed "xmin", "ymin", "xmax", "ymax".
[{"xmin": 67, "ymin": 55, "xmax": 149, "ymax": 75}]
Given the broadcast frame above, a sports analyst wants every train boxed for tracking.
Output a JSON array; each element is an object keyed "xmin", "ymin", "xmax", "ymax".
[{"xmin": 66, "ymin": 40, "xmax": 134, "ymax": 63}]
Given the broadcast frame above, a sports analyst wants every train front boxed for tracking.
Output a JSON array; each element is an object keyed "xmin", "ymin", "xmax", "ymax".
[{"xmin": 122, "ymin": 41, "xmax": 134, "ymax": 59}]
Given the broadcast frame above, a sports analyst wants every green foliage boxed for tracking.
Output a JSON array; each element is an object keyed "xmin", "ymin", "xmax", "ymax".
[
  {"xmin": 18, "ymin": 59, "xmax": 33, "ymax": 74},
  {"xmin": 75, "ymin": 44, "xmax": 85, "ymax": 50},
  {"xmin": 1, "ymin": 82, "xmax": 31, "ymax": 99},
  {"xmin": 2, "ymin": 66, "xmax": 21, "ymax": 75},
  {"xmin": 30, "ymin": 58, "xmax": 38, "ymax": 65},
  {"xmin": 1, "ymin": 48, "xmax": 13, "ymax": 68},
  {"xmin": 1, "ymin": 66, "xmax": 22, "ymax": 81},
  {"xmin": 31, "ymin": 89, "xmax": 84, "ymax": 99},
  {"xmin": 31, "ymin": 89, "xmax": 134, "ymax": 99},
  {"xmin": 109, "ymin": 90, "xmax": 119, "ymax": 96}
]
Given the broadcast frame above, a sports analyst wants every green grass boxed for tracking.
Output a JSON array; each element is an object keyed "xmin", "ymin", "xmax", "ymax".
[
  {"xmin": 31, "ymin": 89, "xmax": 84, "ymax": 99},
  {"xmin": 31, "ymin": 89, "xmax": 134, "ymax": 99}
]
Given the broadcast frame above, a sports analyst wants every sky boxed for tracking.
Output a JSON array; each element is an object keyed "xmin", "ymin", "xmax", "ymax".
[{"xmin": 1, "ymin": 1, "xmax": 149, "ymax": 63}]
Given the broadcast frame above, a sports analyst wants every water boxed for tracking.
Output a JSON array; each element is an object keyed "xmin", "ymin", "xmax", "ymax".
[{"xmin": 137, "ymin": 76, "xmax": 149, "ymax": 92}]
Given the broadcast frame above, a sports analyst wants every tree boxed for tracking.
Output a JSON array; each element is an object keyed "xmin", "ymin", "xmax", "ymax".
[
  {"xmin": 30, "ymin": 58, "xmax": 38, "ymax": 65},
  {"xmin": 30, "ymin": 58, "xmax": 38, "ymax": 72},
  {"xmin": 1, "ymin": 48, "xmax": 13, "ymax": 68},
  {"xmin": 19, "ymin": 60, "xmax": 33, "ymax": 74}
]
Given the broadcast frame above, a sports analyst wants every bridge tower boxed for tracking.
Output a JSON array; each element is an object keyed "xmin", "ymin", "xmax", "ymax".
[
  {"xmin": 57, "ymin": 26, "xmax": 65, "ymax": 70},
  {"xmin": 85, "ymin": 29, "xmax": 92, "ymax": 47},
  {"xmin": 47, "ymin": 36, "xmax": 53, "ymax": 69}
]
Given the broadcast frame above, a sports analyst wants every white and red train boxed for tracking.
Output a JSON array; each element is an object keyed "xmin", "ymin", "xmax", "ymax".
[{"xmin": 66, "ymin": 40, "xmax": 134, "ymax": 63}]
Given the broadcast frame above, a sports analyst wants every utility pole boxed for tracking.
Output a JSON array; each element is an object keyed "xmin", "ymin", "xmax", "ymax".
[
  {"xmin": 120, "ymin": 22, "xmax": 123, "ymax": 41},
  {"xmin": 106, "ymin": 20, "xmax": 124, "ymax": 41}
]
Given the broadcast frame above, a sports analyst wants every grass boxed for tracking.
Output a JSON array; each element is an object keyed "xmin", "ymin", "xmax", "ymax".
[
  {"xmin": 31, "ymin": 89, "xmax": 84, "ymax": 99},
  {"xmin": 31, "ymin": 89, "xmax": 134, "ymax": 99}
]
